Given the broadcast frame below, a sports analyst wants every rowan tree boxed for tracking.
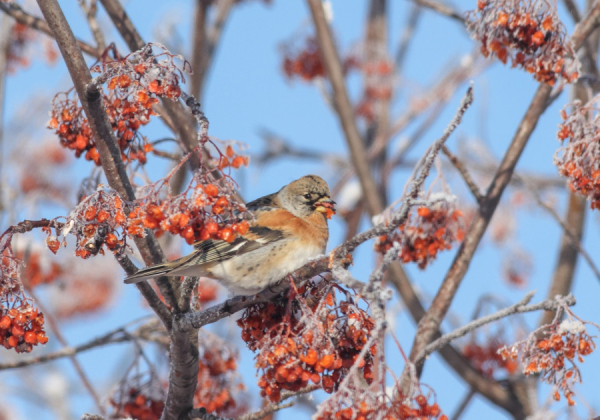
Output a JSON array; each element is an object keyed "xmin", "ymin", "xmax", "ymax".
[{"xmin": 0, "ymin": 1, "xmax": 599, "ymax": 420}]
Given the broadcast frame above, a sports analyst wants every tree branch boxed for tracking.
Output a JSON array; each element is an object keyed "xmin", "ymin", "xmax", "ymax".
[
  {"xmin": 34, "ymin": 0, "xmax": 175, "ymax": 321},
  {"xmin": 306, "ymin": 0, "xmax": 385, "ymax": 218}
]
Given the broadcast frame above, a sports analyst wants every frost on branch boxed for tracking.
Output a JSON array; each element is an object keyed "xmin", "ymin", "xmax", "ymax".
[
  {"xmin": 48, "ymin": 43, "xmax": 189, "ymax": 165},
  {"xmin": 237, "ymin": 280, "xmax": 376, "ymax": 403},
  {"xmin": 498, "ymin": 299, "xmax": 598, "ymax": 406},
  {"xmin": 554, "ymin": 96, "xmax": 600, "ymax": 210},
  {"xmin": 466, "ymin": 0, "xmax": 580, "ymax": 85},
  {"xmin": 374, "ymin": 197, "xmax": 465, "ymax": 269}
]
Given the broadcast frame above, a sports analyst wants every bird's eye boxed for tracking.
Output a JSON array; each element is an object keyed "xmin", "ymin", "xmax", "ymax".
[{"xmin": 303, "ymin": 193, "xmax": 312, "ymax": 200}]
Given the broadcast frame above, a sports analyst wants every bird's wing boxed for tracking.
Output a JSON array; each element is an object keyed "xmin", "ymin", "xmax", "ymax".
[
  {"xmin": 123, "ymin": 225, "xmax": 285, "ymax": 284},
  {"xmin": 190, "ymin": 224, "xmax": 285, "ymax": 263},
  {"xmin": 246, "ymin": 193, "xmax": 278, "ymax": 211}
]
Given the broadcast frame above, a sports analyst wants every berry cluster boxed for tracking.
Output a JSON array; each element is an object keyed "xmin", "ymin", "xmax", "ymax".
[
  {"xmin": 195, "ymin": 337, "xmax": 246, "ymax": 416},
  {"xmin": 110, "ymin": 387, "xmax": 165, "ymax": 420},
  {"xmin": 130, "ymin": 170, "xmax": 249, "ymax": 245},
  {"xmin": 45, "ymin": 187, "xmax": 139, "ymax": 259},
  {"xmin": 237, "ymin": 281, "xmax": 376, "ymax": 402},
  {"xmin": 44, "ymin": 156, "xmax": 248, "ymax": 259},
  {"xmin": 375, "ymin": 201, "xmax": 465, "ymax": 269},
  {"xmin": 463, "ymin": 340, "xmax": 518, "ymax": 377},
  {"xmin": 0, "ymin": 304, "xmax": 48, "ymax": 353},
  {"xmin": 467, "ymin": 0, "xmax": 580, "ymax": 85},
  {"xmin": 48, "ymin": 43, "xmax": 187, "ymax": 165},
  {"xmin": 499, "ymin": 311, "xmax": 597, "ymax": 406},
  {"xmin": 316, "ymin": 384, "xmax": 447, "ymax": 420},
  {"xmin": 283, "ymin": 37, "xmax": 326, "ymax": 81},
  {"xmin": 555, "ymin": 97, "xmax": 600, "ymax": 209}
]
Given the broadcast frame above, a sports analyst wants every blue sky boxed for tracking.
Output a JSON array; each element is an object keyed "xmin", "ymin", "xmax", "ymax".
[{"xmin": 2, "ymin": 1, "xmax": 599, "ymax": 419}]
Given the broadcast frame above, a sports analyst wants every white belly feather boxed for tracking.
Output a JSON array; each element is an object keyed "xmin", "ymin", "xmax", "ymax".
[{"xmin": 208, "ymin": 239, "xmax": 324, "ymax": 295}]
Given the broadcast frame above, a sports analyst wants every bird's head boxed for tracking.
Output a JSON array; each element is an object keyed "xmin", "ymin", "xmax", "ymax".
[{"xmin": 278, "ymin": 175, "xmax": 336, "ymax": 219}]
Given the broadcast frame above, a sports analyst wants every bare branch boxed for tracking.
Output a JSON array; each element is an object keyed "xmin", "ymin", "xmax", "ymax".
[
  {"xmin": 442, "ymin": 145, "xmax": 484, "ymax": 204},
  {"xmin": 190, "ymin": 0, "xmax": 210, "ymax": 98},
  {"xmin": 193, "ymin": 0, "xmax": 235, "ymax": 100},
  {"xmin": 521, "ymin": 179, "xmax": 598, "ymax": 283}
]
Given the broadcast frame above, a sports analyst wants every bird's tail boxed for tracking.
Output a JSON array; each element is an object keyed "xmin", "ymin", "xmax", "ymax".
[
  {"xmin": 124, "ymin": 251, "xmax": 209, "ymax": 284},
  {"xmin": 123, "ymin": 261, "xmax": 176, "ymax": 284}
]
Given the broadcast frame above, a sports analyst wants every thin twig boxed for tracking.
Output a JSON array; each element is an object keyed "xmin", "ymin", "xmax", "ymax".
[
  {"xmin": 190, "ymin": 0, "xmax": 210, "ymax": 98},
  {"xmin": 236, "ymin": 402, "xmax": 294, "ymax": 420},
  {"xmin": 451, "ymin": 388, "xmax": 476, "ymax": 420},
  {"xmin": 441, "ymin": 145, "xmax": 484, "ymax": 204},
  {"xmin": 395, "ymin": 5, "xmax": 422, "ymax": 74},
  {"xmin": 413, "ymin": 292, "xmax": 577, "ymax": 366},
  {"xmin": 410, "ymin": 0, "xmax": 465, "ymax": 24},
  {"xmin": 78, "ymin": 0, "xmax": 106, "ymax": 51},
  {"xmin": 0, "ymin": 329, "xmax": 129, "ymax": 370},
  {"xmin": 518, "ymin": 175, "xmax": 600, "ymax": 282}
]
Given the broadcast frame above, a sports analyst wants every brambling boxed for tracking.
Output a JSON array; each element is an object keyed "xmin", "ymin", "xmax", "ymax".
[{"xmin": 124, "ymin": 175, "xmax": 336, "ymax": 295}]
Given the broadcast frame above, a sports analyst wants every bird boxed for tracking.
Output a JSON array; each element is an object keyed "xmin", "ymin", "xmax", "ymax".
[{"xmin": 123, "ymin": 175, "xmax": 336, "ymax": 295}]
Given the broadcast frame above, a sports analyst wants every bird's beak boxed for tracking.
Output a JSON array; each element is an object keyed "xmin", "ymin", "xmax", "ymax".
[{"xmin": 314, "ymin": 196, "xmax": 336, "ymax": 213}]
